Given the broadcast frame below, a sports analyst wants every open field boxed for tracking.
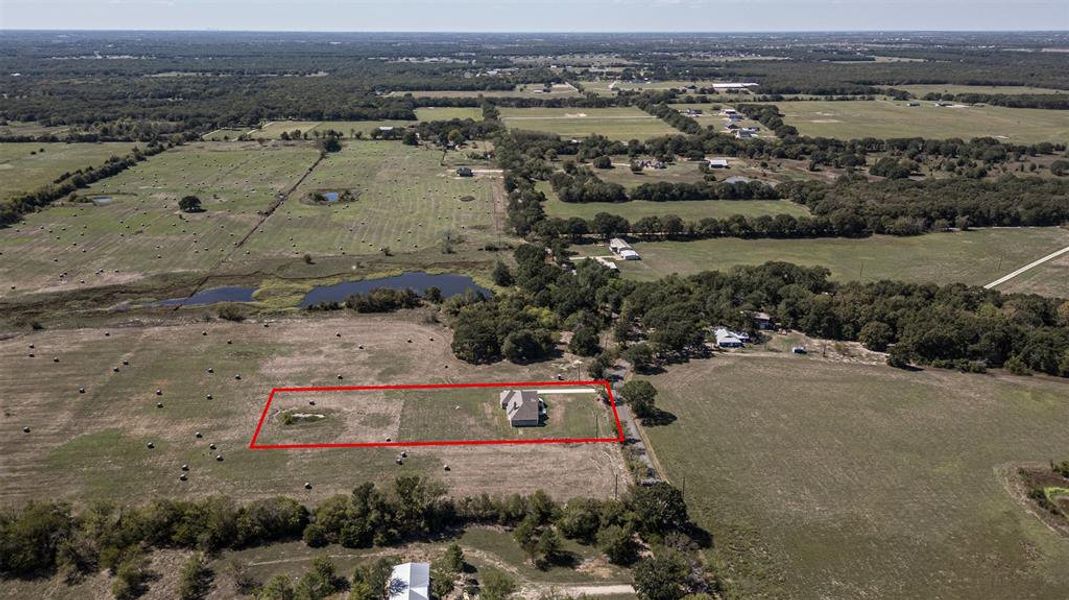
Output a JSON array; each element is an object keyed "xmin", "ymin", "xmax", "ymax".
[
  {"xmin": 0, "ymin": 314, "xmax": 628, "ymax": 508},
  {"xmin": 576, "ymin": 227, "xmax": 1069, "ymax": 285},
  {"xmin": 900, "ymin": 84, "xmax": 1069, "ymax": 96},
  {"xmin": 0, "ymin": 142, "xmax": 139, "ymax": 200},
  {"xmin": 243, "ymin": 141, "xmax": 505, "ymax": 259},
  {"xmin": 998, "ymin": 248, "xmax": 1069, "ymax": 298},
  {"xmin": 499, "ymin": 107, "xmax": 681, "ymax": 141},
  {"xmin": 414, "ymin": 107, "xmax": 485, "ymax": 121},
  {"xmin": 207, "ymin": 121, "xmax": 419, "ymax": 140},
  {"xmin": 255, "ymin": 386, "xmax": 607, "ymax": 446},
  {"xmin": 0, "ymin": 121, "xmax": 73, "ymax": 138},
  {"xmin": 643, "ymin": 355, "xmax": 1069, "ymax": 599},
  {"xmin": 581, "ymin": 79, "xmax": 730, "ymax": 96},
  {"xmin": 0, "ymin": 141, "xmax": 321, "ymax": 297},
  {"xmin": 774, "ymin": 100, "xmax": 1069, "ymax": 143},
  {"xmin": 390, "ymin": 83, "xmax": 581, "ymax": 99},
  {"xmin": 593, "ymin": 156, "xmax": 845, "ymax": 187}
]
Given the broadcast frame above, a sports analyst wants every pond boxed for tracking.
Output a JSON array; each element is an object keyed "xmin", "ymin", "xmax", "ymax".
[
  {"xmin": 299, "ymin": 272, "xmax": 489, "ymax": 308},
  {"xmin": 91, "ymin": 196, "xmax": 113, "ymax": 205},
  {"xmin": 322, "ymin": 191, "xmax": 339, "ymax": 202},
  {"xmin": 159, "ymin": 286, "xmax": 256, "ymax": 306}
]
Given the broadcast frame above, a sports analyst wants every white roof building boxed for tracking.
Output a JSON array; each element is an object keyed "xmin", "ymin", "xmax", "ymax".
[
  {"xmin": 388, "ymin": 562, "xmax": 430, "ymax": 600},
  {"xmin": 708, "ymin": 158, "xmax": 729, "ymax": 168},
  {"xmin": 715, "ymin": 327, "xmax": 744, "ymax": 348},
  {"xmin": 619, "ymin": 249, "xmax": 641, "ymax": 261}
]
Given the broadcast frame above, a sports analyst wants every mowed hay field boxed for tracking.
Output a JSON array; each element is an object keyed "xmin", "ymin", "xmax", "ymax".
[
  {"xmin": 998, "ymin": 248, "xmax": 1069, "ymax": 298},
  {"xmin": 0, "ymin": 142, "xmax": 138, "ymax": 200},
  {"xmin": 775, "ymin": 100, "xmax": 1069, "ymax": 143},
  {"xmin": 544, "ymin": 196, "xmax": 810, "ymax": 222},
  {"xmin": 595, "ymin": 227, "xmax": 1069, "ymax": 286},
  {"xmin": 0, "ymin": 314, "xmax": 628, "ymax": 508},
  {"xmin": 244, "ymin": 141, "xmax": 505, "ymax": 259},
  {"xmin": 642, "ymin": 355, "xmax": 1069, "ymax": 599},
  {"xmin": 0, "ymin": 142, "xmax": 320, "ymax": 297},
  {"xmin": 500, "ymin": 107, "xmax": 681, "ymax": 141},
  {"xmin": 255, "ymin": 387, "xmax": 606, "ymax": 446},
  {"xmin": 414, "ymin": 107, "xmax": 485, "ymax": 121},
  {"xmin": 899, "ymin": 84, "xmax": 1069, "ymax": 96}
]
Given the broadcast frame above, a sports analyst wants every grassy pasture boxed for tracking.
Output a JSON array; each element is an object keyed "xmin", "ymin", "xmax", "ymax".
[
  {"xmin": 579, "ymin": 227, "xmax": 1069, "ymax": 285},
  {"xmin": 499, "ymin": 107, "xmax": 681, "ymax": 141},
  {"xmin": 0, "ymin": 121, "xmax": 72, "ymax": 138},
  {"xmin": 0, "ymin": 142, "xmax": 321, "ymax": 297},
  {"xmin": 0, "ymin": 142, "xmax": 138, "ymax": 200},
  {"xmin": 255, "ymin": 386, "xmax": 606, "ymax": 445},
  {"xmin": 643, "ymin": 355, "xmax": 1069, "ymax": 599},
  {"xmin": 243, "ymin": 141, "xmax": 504, "ymax": 259},
  {"xmin": 390, "ymin": 83, "xmax": 581, "ymax": 99},
  {"xmin": 0, "ymin": 315, "xmax": 628, "ymax": 508},
  {"xmin": 900, "ymin": 84, "xmax": 1069, "ymax": 96},
  {"xmin": 998, "ymin": 249, "xmax": 1069, "ymax": 298},
  {"xmin": 774, "ymin": 100, "xmax": 1069, "ymax": 143},
  {"xmin": 414, "ymin": 106, "xmax": 485, "ymax": 121}
]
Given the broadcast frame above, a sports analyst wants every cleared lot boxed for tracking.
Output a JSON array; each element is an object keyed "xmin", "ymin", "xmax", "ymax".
[{"xmin": 499, "ymin": 107, "xmax": 682, "ymax": 141}]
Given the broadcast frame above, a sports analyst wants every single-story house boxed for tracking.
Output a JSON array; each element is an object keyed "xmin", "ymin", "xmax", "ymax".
[
  {"xmin": 619, "ymin": 248, "xmax": 641, "ymax": 261},
  {"xmin": 500, "ymin": 389, "xmax": 541, "ymax": 427},
  {"xmin": 388, "ymin": 563, "xmax": 430, "ymax": 600},
  {"xmin": 456, "ymin": 166, "xmax": 474, "ymax": 177},
  {"xmin": 378, "ymin": 126, "xmax": 395, "ymax": 132},
  {"xmin": 734, "ymin": 129, "xmax": 756, "ymax": 139},
  {"xmin": 753, "ymin": 312, "xmax": 774, "ymax": 329},
  {"xmin": 708, "ymin": 158, "xmax": 730, "ymax": 169},
  {"xmin": 715, "ymin": 327, "xmax": 744, "ymax": 349}
]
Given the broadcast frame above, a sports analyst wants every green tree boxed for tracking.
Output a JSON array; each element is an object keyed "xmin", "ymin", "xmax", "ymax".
[
  {"xmin": 632, "ymin": 551, "xmax": 689, "ymax": 600},
  {"xmin": 258, "ymin": 574, "xmax": 296, "ymax": 600},
  {"xmin": 513, "ymin": 515, "xmax": 540, "ymax": 560},
  {"xmin": 621, "ymin": 380, "xmax": 657, "ymax": 419},
  {"xmin": 592, "ymin": 155, "xmax": 613, "ymax": 169},
  {"xmin": 111, "ymin": 554, "xmax": 152, "ymax": 600},
  {"xmin": 442, "ymin": 543, "xmax": 465, "ymax": 573},
  {"xmin": 597, "ymin": 524, "xmax": 638, "ymax": 565},
  {"xmin": 179, "ymin": 195, "xmax": 203, "ymax": 213},
  {"xmin": 492, "ymin": 261, "xmax": 514, "ymax": 287},
  {"xmin": 622, "ymin": 343, "xmax": 655, "ymax": 373},
  {"xmin": 569, "ymin": 326, "xmax": 600, "ymax": 357},
  {"xmin": 294, "ymin": 556, "xmax": 343, "ymax": 600},
  {"xmin": 858, "ymin": 321, "xmax": 894, "ymax": 352},
  {"xmin": 178, "ymin": 553, "xmax": 213, "ymax": 600},
  {"xmin": 480, "ymin": 568, "xmax": 516, "ymax": 600},
  {"xmin": 535, "ymin": 528, "xmax": 564, "ymax": 569}
]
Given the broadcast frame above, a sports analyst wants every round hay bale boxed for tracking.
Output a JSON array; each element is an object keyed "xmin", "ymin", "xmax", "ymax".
[
  {"xmin": 113, "ymin": 367, "xmax": 120, "ymax": 372},
  {"xmin": 179, "ymin": 474, "xmax": 188, "ymax": 481},
  {"xmin": 147, "ymin": 442, "xmax": 155, "ymax": 449},
  {"xmin": 22, "ymin": 426, "xmax": 30, "ymax": 433},
  {"xmin": 155, "ymin": 389, "xmax": 162, "ymax": 396},
  {"xmin": 195, "ymin": 432, "xmax": 203, "ymax": 438},
  {"xmin": 443, "ymin": 465, "xmax": 450, "ymax": 471},
  {"xmin": 304, "ymin": 482, "xmax": 312, "ymax": 490},
  {"xmin": 79, "ymin": 387, "xmax": 85, "ymax": 394},
  {"xmin": 234, "ymin": 374, "xmax": 241, "ymax": 380},
  {"xmin": 156, "ymin": 402, "xmax": 163, "ymax": 408},
  {"xmin": 181, "ymin": 464, "xmax": 189, "ymax": 471},
  {"xmin": 123, "ymin": 360, "xmax": 129, "ymax": 366},
  {"xmin": 207, "ymin": 368, "xmax": 214, "ymax": 374},
  {"xmin": 28, "ymin": 353, "xmax": 35, "ymax": 358},
  {"xmin": 209, "ymin": 443, "xmax": 217, "ymax": 450},
  {"xmin": 337, "ymin": 375, "xmax": 343, "ymax": 380},
  {"xmin": 53, "ymin": 357, "xmax": 59, "ymax": 363},
  {"xmin": 227, "ymin": 340, "xmax": 233, "ymax": 345},
  {"xmin": 206, "ymin": 394, "xmax": 213, "ymax": 400},
  {"xmin": 215, "ymin": 454, "xmax": 224, "ymax": 461}
]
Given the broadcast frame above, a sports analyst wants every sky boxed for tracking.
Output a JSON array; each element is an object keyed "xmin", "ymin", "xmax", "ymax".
[{"xmin": 2, "ymin": 0, "xmax": 1068, "ymax": 32}]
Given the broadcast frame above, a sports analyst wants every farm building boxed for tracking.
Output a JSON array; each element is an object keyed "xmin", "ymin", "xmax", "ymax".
[
  {"xmin": 734, "ymin": 129, "xmax": 757, "ymax": 139},
  {"xmin": 388, "ymin": 562, "xmax": 430, "ymax": 600},
  {"xmin": 499, "ymin": 389, "xmax": 542, "ymax": 427},
  {"xmin": 753, "ymin": 312, "xmax": 774, "ymax": 329},
  {"xmin": 708, "ymin": 158, "xmax": 730, "ymax": 169},
  {"xmin": 609, "ymin": 238, "xmax": 641, "ymax": 260},
  {"xmin": 715, "ymin": 327, "xmax": 744, "ymax": 348},
  {"xmin": 456, "ymin": 166, "xmax": 474, "ymax": 177}
]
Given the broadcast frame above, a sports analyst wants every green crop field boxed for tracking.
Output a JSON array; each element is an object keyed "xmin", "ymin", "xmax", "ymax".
[
  {"xmin": 774, "ymin": 100, "xmax": 1069, "ymax": 143},
  {"xmin": 0, "ymin": 315, "xmax": 627, "ymax": 508},
  {"xmin": 900, "ymin": 84, "xmax": 1069, "ymax": 96},
  {"xmin": 642, "ymin": 355, "xmax": 1069, "ymax": 599},
  {"xmin": 0, "ymin": 141, "xmax": 320, "ymax": 297},
  {"xmin": 243, "ymin": 141, "xmax": 505, "ymax": 259},
  {"xmin": 499, "ymin": 107, "xmax": 681, "ymax": 141},
  {"xmin": 578, "ymin": 227, "xmax": 1069, "ymax": 285},
  {"xmin": 0, "ymin": 142, "xmax": 140, "ymax": 200}
]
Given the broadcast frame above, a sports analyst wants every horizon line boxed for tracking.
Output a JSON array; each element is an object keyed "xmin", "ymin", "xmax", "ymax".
[{"xmin": 3, "ymin": 28, "xmax": 1068, "ymax": 34}]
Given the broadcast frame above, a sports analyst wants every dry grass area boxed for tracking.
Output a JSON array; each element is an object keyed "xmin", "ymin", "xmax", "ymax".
[
  {"xmin": 642, "ymin": 355, "xmax": 1069, "ymax": 599},
  {"xmin": 0, "ymin": 313, "xmax": 627, "ymax": 508}
]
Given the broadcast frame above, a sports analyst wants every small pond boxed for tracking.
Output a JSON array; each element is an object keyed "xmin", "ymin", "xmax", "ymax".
[
  {"xmin": 159, "ymin": 286, "xmax": 256, "ymax": 306},
  {"xmin": 91, "ymin": 196, "xmax": 113, "ymax": 205},
  {"xmin": 299, "ymin": 272, "xmax": 489, "ymax": 308},
  {"xmin": 322, "ymin": 191, "xmax": 339, "ymax": 202}
]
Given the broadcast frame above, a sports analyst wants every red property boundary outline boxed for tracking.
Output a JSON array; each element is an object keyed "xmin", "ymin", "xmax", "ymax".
[{"xmin": 249, "ymin": 380, "xmax": 624, "ymax": 450}]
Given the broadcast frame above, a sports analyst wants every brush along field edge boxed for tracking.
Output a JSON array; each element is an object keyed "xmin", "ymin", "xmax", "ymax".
[{"xmin": 249, "ymin": 380, "xmax": 624, "ymax": 449}]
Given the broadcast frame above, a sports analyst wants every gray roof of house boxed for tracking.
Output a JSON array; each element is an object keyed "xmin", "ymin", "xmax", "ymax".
[{"xmin": 503, "ymin": 390, "xmax": 540, "ymax": 423}]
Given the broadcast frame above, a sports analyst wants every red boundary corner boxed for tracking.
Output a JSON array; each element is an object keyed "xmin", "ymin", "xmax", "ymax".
[{"xmin": 249, "ymin": 380, "xmax": 624, "ymax": 450}]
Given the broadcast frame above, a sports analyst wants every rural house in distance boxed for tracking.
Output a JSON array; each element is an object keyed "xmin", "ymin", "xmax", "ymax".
[{"xmin": 499, "ymin": 389, "xmax": 542, "ymax": 426}]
